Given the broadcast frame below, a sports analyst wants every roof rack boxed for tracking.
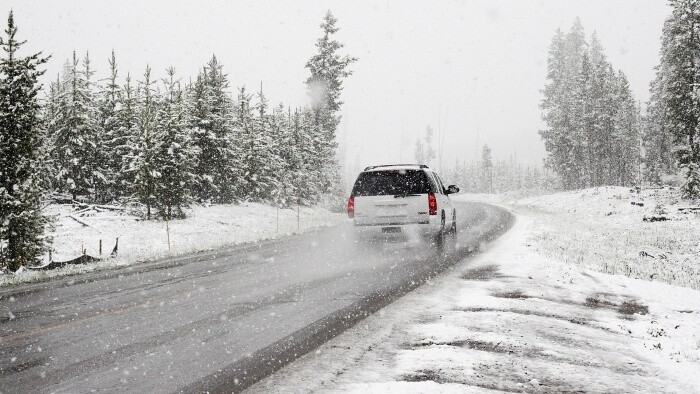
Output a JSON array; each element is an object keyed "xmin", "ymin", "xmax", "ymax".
[{"xmin": 363, "ymin": 164, "xmax": 429, "ymax": 171}]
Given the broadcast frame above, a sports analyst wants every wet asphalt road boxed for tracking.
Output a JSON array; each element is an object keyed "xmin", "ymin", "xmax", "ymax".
[{"xmin": 0, "ymin": 202, "xmax": 512, "ymax": 393}]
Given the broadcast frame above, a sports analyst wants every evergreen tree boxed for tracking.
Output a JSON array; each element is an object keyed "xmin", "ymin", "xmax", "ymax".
[
  {"xmin": 52, "ymin": 51, "xmax": 103, "ymax": 201},
  {"xmin": 129, "ymin": 66, "xmax": 159, "ymax": 219},
  {"xmin": 644, "ymin": 68, "xmax": 675, "ymax": 184},
  {"xmin": 414, "ymin": 138, "xmax": 425, "ymax": 164},
  {"xmin": 540, "ymin": 28, "xmax": 578, "ymax": 188},
  {"xmin": 82, "ymin": 52, "xmax": 109, "ymax": 202},
  {"xmin": 286, "ymin": 107, "xmax": 319, "ymax": 205},
  {"xmin": 190, "ymin": 56, "xmax": 238, "ymax": 203},
  {"xmin": 41, "ymin": 75, "xmax": 62, "ymax": 193},
  {"xmin": 305, "ymin": 10, "xmax": 357, "ymax": 135},
  {"xmin": 305, "ymin": 11, "xmax": 357, "ymax": 202},
  {"xmin": 251, "ymin": 85, "xmax": 283, "ymax": 200},
  {"xmin": 236, "ymin": 86, "xmax": 270, "ymax": 201},
  {"xmin": 154, "ymin": 68, "xmax": 197, "ymax": 219},
  {"xmin": 268, "ymin": 103, "xmax": 292, "ymax": 206},
  {"xmin": 481, "ymin": 145, "xmax": 493, "ymax": 193},
  {"xmin": 116, "ymin": 73, "xmax": 138, "ymax": 196},
  {"xmin": 0, "ymin": 11, "xmax": 51, "ymax": 270},
  {"xmin": 424, "ymin": 126, "xmax": 436, "ymax": 167},
  {"xmin": 99, "ymin": 50, "xmax": 125, "ymax": 201},
  {"xmin": 270, "ymin": 105, "xmax": 294, "ymax": 206},
  {"xmin": 612, "ymin": 72, "xmax": 641, "ymax": 186}
]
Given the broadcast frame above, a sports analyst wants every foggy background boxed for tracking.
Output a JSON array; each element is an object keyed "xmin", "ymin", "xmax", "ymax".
[{"xmin": 2, "ymin": 0, "xmax": 670, "ymax": 177}]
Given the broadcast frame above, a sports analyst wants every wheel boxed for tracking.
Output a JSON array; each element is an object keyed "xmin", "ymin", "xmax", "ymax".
[
  {"xmin": 451, "ymin": 210, "xmax": 457, "ymax": 234},
  {"xmin": 433, "ymin": 212, "xmax": 447, "ymax": 257}
]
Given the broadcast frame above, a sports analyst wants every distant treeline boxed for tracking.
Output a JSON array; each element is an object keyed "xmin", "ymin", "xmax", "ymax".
[{"xmin": 445, "ymin": 145, "xmax": 554, "ymax": 194}]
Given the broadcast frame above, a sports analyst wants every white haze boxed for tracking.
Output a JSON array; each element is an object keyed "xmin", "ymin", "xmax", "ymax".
[{"xmin": 2, "ymin": 0, "xmax": 669, "ymax": 178}]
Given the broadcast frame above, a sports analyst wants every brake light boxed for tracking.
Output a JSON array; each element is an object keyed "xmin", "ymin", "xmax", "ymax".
[
  {"xmin": 428, "ymin": 192, "xmax": 437, "ymax": 215},
  {"xmin": 347, "ymin": 195, "xmax": 355, "ymax": 218}
]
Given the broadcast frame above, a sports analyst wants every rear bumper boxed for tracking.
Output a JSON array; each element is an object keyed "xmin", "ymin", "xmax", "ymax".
[
  {"xmin": 352, "ymin": 213, "xmax": 436, "ymax": 227},
  {"xmin": 351, "ymin": 219, "xmax": 441, "ymax": 240}
]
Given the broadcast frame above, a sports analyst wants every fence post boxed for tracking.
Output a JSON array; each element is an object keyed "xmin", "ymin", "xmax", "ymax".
[
  {"xmin": 166, "ymin": 219, "xmax": 171, "ymax": 252},
  {"xmin": 99, "ymin": 239, "xmax": 102, "ymax": 256}
]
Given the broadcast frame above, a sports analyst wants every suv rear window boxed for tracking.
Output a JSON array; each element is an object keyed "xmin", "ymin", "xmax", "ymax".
[{"xmin": 351, "ymin": 170, "xmax": 433, "ymax": 196}]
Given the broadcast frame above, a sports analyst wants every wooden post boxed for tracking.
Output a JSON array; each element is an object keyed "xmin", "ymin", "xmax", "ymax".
[
  {"xmin": 99, "ymin": 239, "xmax": 102, "ymax": 256},
  {"xmin": 166, "ymin": 219, "xmax": 171, "ymax": 252}
]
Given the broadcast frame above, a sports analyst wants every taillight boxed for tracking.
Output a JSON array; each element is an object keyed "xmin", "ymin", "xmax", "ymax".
[
  {"xmin": 347, "ymin": 195, "xmax": 355, "ymax": 218},
  {"xmin": 428, "ymin": 192, "xmax": 437, "ymax": 215}
]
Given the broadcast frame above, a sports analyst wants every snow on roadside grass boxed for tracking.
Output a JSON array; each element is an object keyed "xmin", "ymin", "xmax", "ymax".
[
  {"xmin": 250, "ymin": 214, "xmax": 700, "ymax": 393},
  {"xmin": 0, "ymin": 203, "xmax": 342, "ymax": 287},
  {"xmin": 460, "ymin": 187, "xmax": 700, "ymax": 291}
]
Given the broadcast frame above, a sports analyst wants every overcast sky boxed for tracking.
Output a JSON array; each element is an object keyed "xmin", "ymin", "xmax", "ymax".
[{"xmin": 2, "ymin": 0, "xmax": 670, "ymax": 175}]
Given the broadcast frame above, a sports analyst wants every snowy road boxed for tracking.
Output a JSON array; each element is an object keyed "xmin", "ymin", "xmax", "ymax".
[{"xmin": 0, "ymin": 202, "xmax": 512, "ymax": 393}]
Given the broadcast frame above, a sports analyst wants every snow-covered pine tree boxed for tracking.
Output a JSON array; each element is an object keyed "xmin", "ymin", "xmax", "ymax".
[
  {"xmin": 587, "ymin": 33, "xmax": 621, "ymax": 187},
  {"xmin": 190, "ymin": 56, "xmax": 238, "ymax": 203},
  {"xmin": 306, "ymin": 10, "xmax": 357, "ymax": 136},
  {"xmin": 116, "ymin": 73, "xmax": 138, "ymax": 197},
  {"xmin": 99, "ymin": 50, "xmax": 125, "ymax": 202},
  {"xmin": 154, "ymin": 67, "xmax": 197, "ymax": 219},
  {"xmin": 236, "ymin": 86, "xmax": 270, "ymax": 201},
  {"xmin": 656, "ymin": 0, "xmax": 700, "ymax": 198},
  {"xmin": 52, "ymin": 51, "xmax": 103, "ymax": 201},
  {"xmin": 576, "ymin": 52, "xmax": 596, "ymax": 187},
  {"xmin": 564, "ymin": 19, "xmax": 588, "ymax": 188},
  {"xmin": 612, "ymin": 71, "xmax": 641, "ymax": 186},
  {"xmin": 540, "ymin": 28, "xmax": 578, "ymax": 189},
  {"xmin": 269, "ymin": 103, "xmax": 293, "ymax": 206},
  {"xmin": 0, "ymin": 11, "xmax": 51, "ymax": 270},
  {"xmin": 40, "ymin": 75, "xmax": 62, "ymax": 193},
  {"xmin": 305, "ymin": 11, "xmax": 357, "ymax": 204},
  {"xmin": 414, "ymin": 138, "xmax": 425, "ymax": 165},
  {"xmin": 286, "ymin": 107, "xmax": 318, "ymax": 205},
  {"xmin": 233, "ymin": 87, "xmax": 253, "ymax": 200},
  {"xmin": 250, "ymin": 85, "xmax": 282, "ymax": 200},
  {"xmin": 82, "ymin": 52, "xmax": 109, "ymax": 202},
  {"xmin": 481, "ymin": 145, "xmax": 493, "ymax": 193},
  {"xmin": 424, "ymin": 126, "xmax": 436, "ymax": 167},
  {"xmin": 129, "ymin": 66, "xmax": 160, "ymax": 219},
  {"xmin": 643, "ymin": 68, "xmax": 675, "ymax": 184}
]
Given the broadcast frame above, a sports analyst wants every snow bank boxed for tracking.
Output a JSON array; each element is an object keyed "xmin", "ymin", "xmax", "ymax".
[
  {"xmin": 500, "ymin": 187, "xmax": 700, "ymax": 291},
  {"xmin": 1, "ymin": 203, "xmax": 342, "ymax": 287}
]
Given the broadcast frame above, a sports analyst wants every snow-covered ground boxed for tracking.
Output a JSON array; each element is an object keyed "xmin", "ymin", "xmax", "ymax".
[
  {"xmin": 469, "ymin": 187, "xmax": 700, "ymax": 291},
  {"xmin": 250, "ymin": 189, "xmax": 700, "ymax": 393},
  {"xmin": 0, "ymin": 203, "xmax": 342, "ymax": 287}
]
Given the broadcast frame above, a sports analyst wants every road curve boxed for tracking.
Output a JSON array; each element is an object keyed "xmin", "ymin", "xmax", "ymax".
[{"xmin": 0, "ymin": 202, "xmax": 513, "ymax": 393}]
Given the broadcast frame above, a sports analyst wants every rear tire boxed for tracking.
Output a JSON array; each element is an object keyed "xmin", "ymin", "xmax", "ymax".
[{"xmin": 452, "ymin": 210, "xmax": 457, "ymax": 234}]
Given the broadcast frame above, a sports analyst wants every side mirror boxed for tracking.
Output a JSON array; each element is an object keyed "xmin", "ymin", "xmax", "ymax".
[{"xmin": 446, "ymin": 185, "xmax": 460, "ymax": 195}]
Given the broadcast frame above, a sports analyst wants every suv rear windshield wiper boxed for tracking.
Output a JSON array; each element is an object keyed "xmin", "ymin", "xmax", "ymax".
[{"xmin": 394, "ymin": 193, "xmax": 420, "ymax": 198}]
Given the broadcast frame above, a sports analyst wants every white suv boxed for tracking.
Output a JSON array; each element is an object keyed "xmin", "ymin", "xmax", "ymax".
[{"xmin": 347, "ymin": 164, "xmax": 459, "ymax": 243}]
